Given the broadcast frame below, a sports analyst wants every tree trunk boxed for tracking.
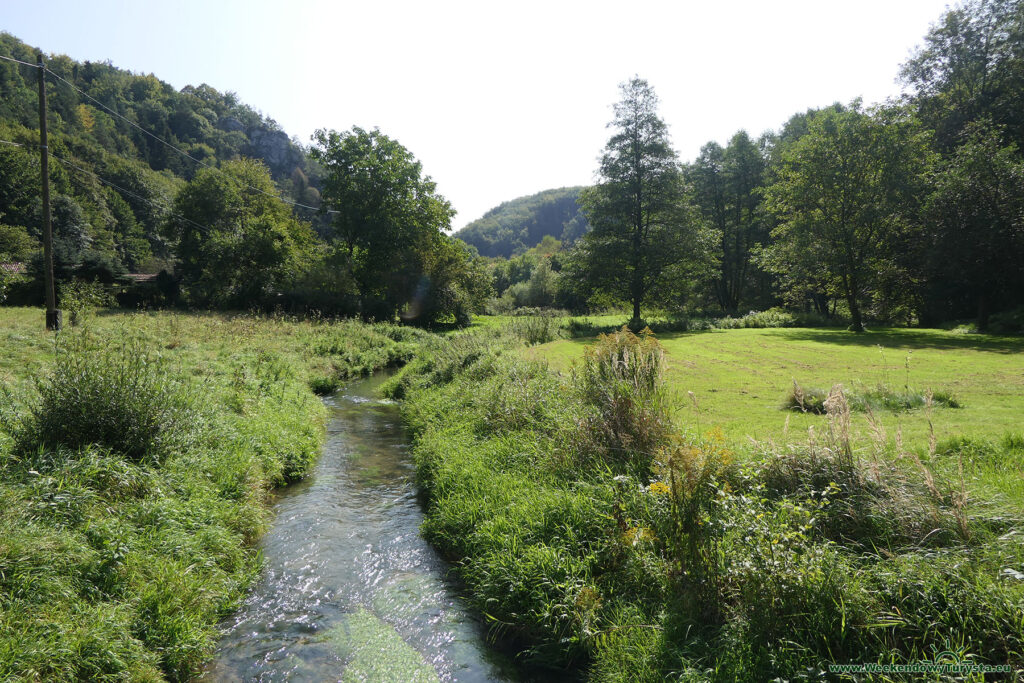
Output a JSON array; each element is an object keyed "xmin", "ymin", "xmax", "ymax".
[
  {"xmin": 630, "ymin": 297, "xmax": 643, "ymax": 331},
  {"xmin": 847, "ymin": 294, "xmax": 865, "ymax": 332}
]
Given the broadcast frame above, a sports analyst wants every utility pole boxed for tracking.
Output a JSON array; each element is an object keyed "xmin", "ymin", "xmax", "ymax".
[{"xmin": 37, "ymin": 52, "xmax": 61, "ymax": 331}]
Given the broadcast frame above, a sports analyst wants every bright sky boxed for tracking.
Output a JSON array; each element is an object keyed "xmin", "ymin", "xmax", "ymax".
[{"xmin": 2, "ymin": 0, "xmax": 952, "ymax": 229}]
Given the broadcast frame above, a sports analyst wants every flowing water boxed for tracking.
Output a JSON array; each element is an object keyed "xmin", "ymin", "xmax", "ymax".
[{"xmin": 205, "ymin": 373, "xmax": 518, "ymax": 682}]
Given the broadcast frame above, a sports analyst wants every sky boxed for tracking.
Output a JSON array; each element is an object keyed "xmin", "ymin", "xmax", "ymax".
[{"xmin": 1, "ymin": 0, "xmax": 953, "ymax": 229}]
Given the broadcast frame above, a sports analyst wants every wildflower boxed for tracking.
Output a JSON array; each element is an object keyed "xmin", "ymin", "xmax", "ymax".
[{"xmin": 648, "ymin": 481, "xmax": 670, "ymax": 495}]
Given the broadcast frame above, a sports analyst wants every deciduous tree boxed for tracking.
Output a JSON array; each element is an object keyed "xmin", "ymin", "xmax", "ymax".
[
  {"xmin": 166, "ymin": 159, "xmax": 316, "ymax": 308},
  {"xmin": 765, "ymin": 104, "xmax": 933, "ymax": 332},
  {"xmin": 311, "ymin": 126, "xmax": 455, "ymax": 321}
]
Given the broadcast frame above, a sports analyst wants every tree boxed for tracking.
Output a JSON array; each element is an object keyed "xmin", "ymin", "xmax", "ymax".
[
  {"xmin": 901, "ymin": 0, "xmax": 1024, "ymax": 152},
  {"xmin": 575, "ymin": 77, "xmax": 714, "ymax": 325},
  {"xmin": 688, "ymin": 131, "xmax": 771, "ymax": 313},
  {"xmin": 923, "ymin": 122, "xmax": 1024, "ymax": 328},
  {"xmin": 310, "ymin": 126, "xmax": 455, "ymax": 321},
  {"xmin": 765, "ymin": 104, "xmax": 933, "ymax": 332},
  {"xmin": 405, "ymin": 236, "xmax": 493, "ymax": 326},
  {"xmin": 166, "ymin": 159, "xmax": 316, "ymax": 308}
]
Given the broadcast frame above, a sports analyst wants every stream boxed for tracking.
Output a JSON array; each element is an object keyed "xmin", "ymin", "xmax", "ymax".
[{"xmin": 204, "ymin": 372, "xmax": 518, "ymax": 681}]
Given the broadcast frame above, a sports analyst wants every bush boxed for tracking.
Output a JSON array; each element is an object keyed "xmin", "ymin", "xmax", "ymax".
[
  {"xmin": 573, "ymin": 326, "xmax": 671, "ymax": 475},
  {"xmin": 10, "ymin": 330, "xmax": 197, "ymax": 464},
  {"xmin": 714, "ymin": 308, "xmax": 797, "ymax": 329},
  {"xmin": 988, "ymin": 306, "xmax": 1024, "ymax": 335},
  {"xmin": 504, "ymin": 314, "xmax": 563, "ymax": 345}
]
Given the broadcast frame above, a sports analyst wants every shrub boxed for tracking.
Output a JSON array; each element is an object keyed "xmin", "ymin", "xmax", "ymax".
[
  {"xmin": 505, "ymin": 314, "xmax": 562, "ymax": 345},
  {"xmin": 987, "ymin": 306, "xmax": 1024, "ymax": 335},
  {"xmin": 59, "ymin": 279, "xmax": 115, "ymax": 326},
  {"xmin": 11, "ymin": 330, "xmax": 198, "ymax": 464},
  {"xmin": 714, "ymin": 307, "xmax": 797, "ymax": 329},
  {"xmin": 573, "ymin": 327, "xmax": 670, "ymax": 475}
]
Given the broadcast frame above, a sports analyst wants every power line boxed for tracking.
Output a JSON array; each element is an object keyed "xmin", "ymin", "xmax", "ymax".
[
  {"xmin": 43, "ymin": 67, "xmax": 337, "ymax": 215},
  {"xmin": 47, "ymin": 150, "xmax": 215, "ymax": 237},
  {"xmin": 0, "ymin": 53, "xmax": 39, "ymax": 68}
]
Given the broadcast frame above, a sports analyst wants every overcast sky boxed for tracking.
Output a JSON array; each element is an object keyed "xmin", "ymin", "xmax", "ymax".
[{"xmin": 2, "ymin": 0, "xmax": 952, "ymax": 228}]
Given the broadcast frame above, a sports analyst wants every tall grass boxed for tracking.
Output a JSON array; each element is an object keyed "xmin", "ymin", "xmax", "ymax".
[
  {"xmin": 0, "ymin": 312, "xmax": 412, "ymax": 681},
  {"xmin": 573, "ymin": 326, "xmax": 671, "ymax": 475},
  {"xmin": 784, "ymin": 379, "xmax": 961, "ymax": 414},
  {"xmin": 394, "ymin": 323, "xmax": 1024, "ymax": 681},
  {"xmin": 7, "ymin": 330, "xmax": 198, "ymax": 463}
]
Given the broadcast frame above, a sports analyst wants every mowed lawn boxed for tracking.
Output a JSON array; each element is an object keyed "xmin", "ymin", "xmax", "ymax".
[{"xmin": 526, "ymin": 327, "xmax": 1024, "ymax": 449}]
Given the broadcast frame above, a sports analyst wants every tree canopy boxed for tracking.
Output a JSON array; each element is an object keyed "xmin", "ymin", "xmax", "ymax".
[
  {"xmin": 311, "ymin": 126, "xmax": 484, "ymax": 324},
  {"xmin": 764, "ymin": 105, "xmax": 934, "ymax": 331},
  {"xmin": 166, "ymin": 159, "xmax": 316, "ymax": 308}
]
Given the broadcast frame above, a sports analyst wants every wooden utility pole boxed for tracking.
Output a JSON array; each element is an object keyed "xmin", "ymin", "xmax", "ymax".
[{"xmin": 36, "ymin": 52, "xmax": 61, "ymax": 331}]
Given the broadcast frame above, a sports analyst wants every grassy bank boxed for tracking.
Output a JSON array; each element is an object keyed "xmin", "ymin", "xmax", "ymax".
[
  {"xmin": 0, "ymin": 307, "xmax": 423, "ymax": 681},
  {"xmin": 391, "ymin": 323, "xmax": 1024, "ymax": 680}
]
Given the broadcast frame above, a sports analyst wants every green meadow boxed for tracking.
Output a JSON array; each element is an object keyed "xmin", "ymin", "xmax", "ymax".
[
  {"xmin": 389, "ymin": 318, "xmax": 1024, "ymax": 680},
  {"xmin": 0, "ymin": 307, "xmax": 423, "ymax": 681},
  {"xmin": 526, "ymin": 326, "xmax": 1024, "ymax": 447}
]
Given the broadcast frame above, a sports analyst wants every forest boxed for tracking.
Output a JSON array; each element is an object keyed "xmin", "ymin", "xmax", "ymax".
[{"xmin": 0, "ymin": 31, "xmax": 489, "ymax": 324}]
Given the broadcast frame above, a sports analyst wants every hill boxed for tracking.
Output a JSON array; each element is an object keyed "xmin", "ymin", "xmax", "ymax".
[
  {"xmin": 0, "ymin": 32, "xmax": 324, "ymax": 276},
  {"xmin": 455, "ymin": 186, "xmax": 589, "ymax": 258}
]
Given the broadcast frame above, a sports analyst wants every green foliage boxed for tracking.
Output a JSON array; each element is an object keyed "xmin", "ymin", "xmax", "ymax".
[
  {"xmin": 784, "ymin": 381, "xmax": 961, "ymax": 415},
  {"xmin": 686, "ymin": 131, "xmax": 773, "ymax": 313},
  {"xmin": 504, "ymin": 314, "xmax": 563, "ymax": 346},
  {"xmin": 764, "ymin": 103, "xmax": 935, "ymax": 332},
  {"xmin": 167, "ymin": 159, "xmax": 317, "ymax": 308},
  {"xmin": 987, "ymin": 306, "xmax": 1024, "ymax": 335},
  {"xmin": 394, "ymin": 323, "xmax": 1023, "ymax": 680},
  {"xmin": 455, "ymin": 186, "xmax": 588, "ymax": 258},
  {"xmin": 712, "ymin": 307, "xmax": 796, "ymax": 329},
  {"xmin": 311, "ymin": 126, "xmax": 457, "ymax": 323},
  {"xmin": 574, "ymin": 78, "xmax": 717, "ymax": 324},
  {"xmin": 572, "ymin": 327, "xmax": 671, "ymax": 476},
  {"xmin": 900, "ymin": 0, "xmax": 1024, "ymax": 152},
  {"xmin": 8, "ymin": 330, "xmax": 198, "ymax": 464},
  {"xmin": 0, "ymin": 32, "xmax": 328, "ymax": 291},
  {"xmin": 923, "ymin": 122, "xmax": 1024, "ymax": 329},
  {"xmin": 410, "ymin": 235, "xmax": 493, "ymax": 327},
  {"xmin": 58, "ymin": 279, "xmax": 114, "ymax": 325},
  {"xmin": 0, "ymin": 309, "xmax": 414, "ymax": 680}
]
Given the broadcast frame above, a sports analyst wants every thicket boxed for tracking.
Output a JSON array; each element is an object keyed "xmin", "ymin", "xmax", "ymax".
[{"xmin": 391, "ymin": 325, "xmax": 1024, "ymax": 680}]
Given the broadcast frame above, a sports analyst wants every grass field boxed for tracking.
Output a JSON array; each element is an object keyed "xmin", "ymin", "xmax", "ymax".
[
  {"xmin": 395, "ymin": 320, "xmax": 1024, "ymax": 680},
  {"xmin": 0, "ymin": 307, "xmax": 423, "ymax": 681},
  {"xmin": 525, "ymin": 326, "xmax": 1024, "ymax": 447}
]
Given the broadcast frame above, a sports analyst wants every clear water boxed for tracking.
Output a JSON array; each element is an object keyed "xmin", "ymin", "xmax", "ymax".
[{"xmin": 204, "ymin": 373, "xmax": 518, "ymax": 682}]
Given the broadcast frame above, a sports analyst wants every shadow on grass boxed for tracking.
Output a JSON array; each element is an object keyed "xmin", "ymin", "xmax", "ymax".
[
  {"xmin": 557, "ymin": 325, "xmax": 1024, "ymax": 356},
  {"xmin": 777, "ymin": 328, "xmax": 1024, "ymax": 354}
]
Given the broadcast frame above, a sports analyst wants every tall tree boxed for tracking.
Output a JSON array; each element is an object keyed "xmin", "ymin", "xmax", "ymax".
[
  {"xmin": 575, "ymin": 77, "xmax": 714, "ymax": 325},
  {"xmin": 310, "ymin": 126, "xmax": 456, "ymax": 321},
  {"xmin": 923, "ymin": 121, "xmax": 1024, "ymax": 328},
  {"xmin": 166, "ymin": 159, "xmax": 316, "ymax": 308},
  {"xmin": 765, "ymin": 104, "xmax": 933, "ymax": 332},
  {"xmin": 900, "ymin": 0, "xmax": 1024, "ymax": 152},
  {"xmin": 688, "ymin": 131, "xmax": 770, "ymax": 313}
]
